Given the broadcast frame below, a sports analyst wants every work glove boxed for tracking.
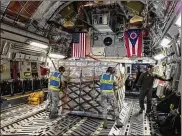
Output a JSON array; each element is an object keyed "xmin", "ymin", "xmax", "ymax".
[
  {"xmin": 136, "ymin": 84, "xmax": 141, "ymax": 88},
  {"xmin": 168, "ymin": 77, "xmax": 173, "ymax": 81},
  {"xmin": 169, "ymin": 109, "xmax": 178, "ymax": 116}
]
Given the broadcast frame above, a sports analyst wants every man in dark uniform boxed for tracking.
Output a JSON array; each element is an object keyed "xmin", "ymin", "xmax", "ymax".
[
  {"xmin": 137, "ymin": 65, "xmax": 172, "ymax": 114},
  {"xmin": 134, "ymin": 66, "xmax": 142, "ymax": 91}
]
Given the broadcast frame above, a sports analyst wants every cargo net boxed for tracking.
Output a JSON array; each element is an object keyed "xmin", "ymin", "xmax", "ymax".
[{"xmin": 59, "ymin": 60, "xmax": 125, "ymax": 119}]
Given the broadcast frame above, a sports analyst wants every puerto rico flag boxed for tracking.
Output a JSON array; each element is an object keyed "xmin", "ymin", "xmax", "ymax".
[{"xmin": 124, "ymin": 29, "xmax": 143, "ymax": 57}]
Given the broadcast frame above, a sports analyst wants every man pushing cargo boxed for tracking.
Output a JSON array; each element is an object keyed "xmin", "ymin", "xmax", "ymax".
[
  {"xmin": 48, "ymin": 66, "xmax": 66, "ymax": 119},
  {"xmin": 100, "ymin": 67, "xmax": 123, "ymax": 129}
]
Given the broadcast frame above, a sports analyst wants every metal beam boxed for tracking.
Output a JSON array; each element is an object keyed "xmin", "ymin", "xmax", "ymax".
[
  {"xmin": 1, "ymin": 21, "xmax": 49, "ymax": 40},
  {"xmin": 42, "ymin": 1, "xmax": 72, "ymax": 32},
  {"xmin": 1, "ymin": 37, "xmax": 47, "ymax": 54},
  {"xmin": 81, "ymin": 6, "xmax": 91, "ymax": 24},
  {"xmin": 151, "ymin": 1, "xmax": 179, "ymax": 49},
  {"xmin": 13, "ymin": 1, "xmax": 29, "ymax": 25},
  {"xmin": 117, "ymin": 2, "xmax": 128, "ymax": 20},
  {"xmin": 86, "ymin": 57, "xmax": 156, "ymax": 64},
  {"xmin": 51, "ymin": 59, "xmax": 57, "ymax": 70},
  {"xmin": 1, "ymin": 23, "xmax": 49, "ymax": 43},
  {"xmin": 1, "ymin": 1, "xmax": 10, "ymax": 21}
]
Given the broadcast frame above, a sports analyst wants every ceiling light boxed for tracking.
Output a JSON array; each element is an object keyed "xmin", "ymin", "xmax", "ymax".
[
  {"xmin": 49, "ymin": 53, "xmax": 65, "ymax": 59},
  {"xmin": 160, "ymin": 37, "xmax": 171, "ymax": 47},
  {"xmin": 175, "ymin": 14, "xmax": 181, "ymax": 27},
  {"xmin": 154, "ymin": 54, "xmax": 165, "ymax": 60},
  {"xmin": 30, "ymin": 41, "xmax": 48, "ymax": 49}
]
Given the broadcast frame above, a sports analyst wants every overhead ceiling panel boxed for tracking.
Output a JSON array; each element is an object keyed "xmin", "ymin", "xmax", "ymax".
[
  {"xmin": 59, "ymin": 2, "xmax": 75, "ymax": 19},
  {"xmin": 18, "ymin": 1, "xmax": 41, "ymax": 22},
  {"xmin": 124, "ymin": 1, "xmax": 144, "ymax": 15},
  {"xmin": 31, "ymin": 1, "xmax": 65, "ymax": 27},
  {"xmin": 4, "ymin": 1, "xmax": 41, "ymax": 23},
  {"xmin": 5, "ymin": 1, "xmax": 24, "ymax": 20},
  {"xmin": 8, "ymin": 1, "xmax": 26, "ymax": 13},
  {"xmin": 31, "ymin": 1, "xmax": 53, "ymax": 20}
]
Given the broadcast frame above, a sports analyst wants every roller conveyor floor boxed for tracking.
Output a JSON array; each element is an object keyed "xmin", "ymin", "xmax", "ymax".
[
  {"xmin": 1, "ymin": 104, "xmax": 38, "ymax": 120},
  {"xmin": 1, "ymin": 99, "xmax": 151, "ymax": 135}
]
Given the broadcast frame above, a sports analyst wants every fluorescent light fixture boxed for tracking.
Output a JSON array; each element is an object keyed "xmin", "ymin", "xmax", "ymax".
[
  {"xmin": 30, "ymin": 41, "xmax": 48, "ymax": 49},
  {"xmin": 160, "ymin": 37, "xmax": 171, "ymax": 47},
  {"xmin": 49, "ymin": 53, "xmax": 65, "ymax": 59},
  {"xmin": 154, "ymin": 54, "xmax": 165, "ymax": 60},
  {"xmin": 175, "ymin": 14, "xmax": 181, "ymax": 27}
]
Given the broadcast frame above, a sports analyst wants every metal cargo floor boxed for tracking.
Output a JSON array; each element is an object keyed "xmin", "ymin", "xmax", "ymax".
[{"xmin": 1, "ymin": 99, "xmax": 151, "ymax": 135}]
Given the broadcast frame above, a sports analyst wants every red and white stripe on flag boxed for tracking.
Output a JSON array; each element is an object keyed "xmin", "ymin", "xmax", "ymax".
[
  {"xmin": 72, "ymin": 33, "xmax": 86, "ymax": 58},
  {"xmin": 124, "ymin": 29, "xmax": 143, "ymax": 58}
]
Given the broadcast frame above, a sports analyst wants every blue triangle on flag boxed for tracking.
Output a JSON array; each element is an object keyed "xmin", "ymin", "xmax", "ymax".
[{"xmin": 127, "ymin": 29, "xmax": 140, "ymax": 47}]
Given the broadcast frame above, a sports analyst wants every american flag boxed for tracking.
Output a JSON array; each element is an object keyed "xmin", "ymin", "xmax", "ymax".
[
  {"xmin": 124, "ymin": 29, "xmax": 143, "ymax": 57},
  {"xmin": 72, "ymin": 33, "xmax": 86, "ymax": 58}
]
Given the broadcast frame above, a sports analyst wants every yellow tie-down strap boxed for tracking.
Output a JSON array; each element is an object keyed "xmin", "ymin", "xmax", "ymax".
[
  {"xmin": 102, "ymin": 90, "xmax": 114, "ymax": 93},
  {"xmin": 63, "ymin": 118, "xmax": 87, "ymax": 136},
  {"xmin": 92, "ymin": 121, "xmax": 104, "ymax": 136}
]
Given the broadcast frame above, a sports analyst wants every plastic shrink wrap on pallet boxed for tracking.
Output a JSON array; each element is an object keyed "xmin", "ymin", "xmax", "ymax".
[{"xmin": 57, "ymin": 60, "xmax": 125, "ymax": 118}]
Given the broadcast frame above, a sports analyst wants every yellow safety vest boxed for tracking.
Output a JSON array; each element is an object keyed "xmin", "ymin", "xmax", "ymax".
[
  {"xmin": 48, "ymin": 72, "xmax": 61, "ymax": 91},
  {"xmin": 100, "ymin": 74, "xmax": 114, "ymax": 93}
]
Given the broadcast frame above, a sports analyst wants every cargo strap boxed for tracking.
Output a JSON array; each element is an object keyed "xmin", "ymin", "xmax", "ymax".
[{"xmin": 60, "ymin": 81, "xmax": 102, "ymax": 114}]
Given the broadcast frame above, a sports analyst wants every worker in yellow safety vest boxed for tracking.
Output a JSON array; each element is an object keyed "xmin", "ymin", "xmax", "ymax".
[
  {"xmin": 48, "ymin": 66, "xmax": 65, "ymax": 119},
  {"xmin": 100, "ymin": 67, "xmax": 123, "ymax": 129}
]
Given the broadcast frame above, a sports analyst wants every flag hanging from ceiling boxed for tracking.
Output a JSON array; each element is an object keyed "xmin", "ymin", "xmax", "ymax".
[
  {"xmin": 72, "ymin": 33, "xmax": 86, "ymax": 58},
  {"xmin": 124, "ymin": 29, "xmax": 143, "ymax": 57}
]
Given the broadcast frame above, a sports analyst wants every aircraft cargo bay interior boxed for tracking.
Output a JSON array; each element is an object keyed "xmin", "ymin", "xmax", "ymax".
[{"xmin": 0, "ymin": 1, "xmax": 181, "ymax": 136}]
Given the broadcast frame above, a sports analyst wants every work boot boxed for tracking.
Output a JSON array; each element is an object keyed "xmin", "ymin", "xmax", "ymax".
[
  {"xmin": 49, "ymin": 112, "xmax": 58, "ymax": 119},
  {"xmin": 145, "ymin": 113, "xmax": 149, "ymax": 117},
  {"xmin": 46, "ymin": 104, "xmax": 51, "ymax": 112},
  {"xmin": 145, "ymin": 110, "xmax": 151, "ymax": 116},
  {"xmin": 103, "ymin": 119, "xmax": 108, "ymax": 129},
  {"xmin": 146, "ymin": 109, "xmax": 151, "ymax": 114},
  {"xmin": 115, "ymin": 120, "xmax": 123, "ymax": 128},
  {"xmin": 49, "ymin": 114, "xmax": 58, "ymax": 119},
  {"xmin": 139, "ymin": 108, "xmax": 144, "ymax": 114}
]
